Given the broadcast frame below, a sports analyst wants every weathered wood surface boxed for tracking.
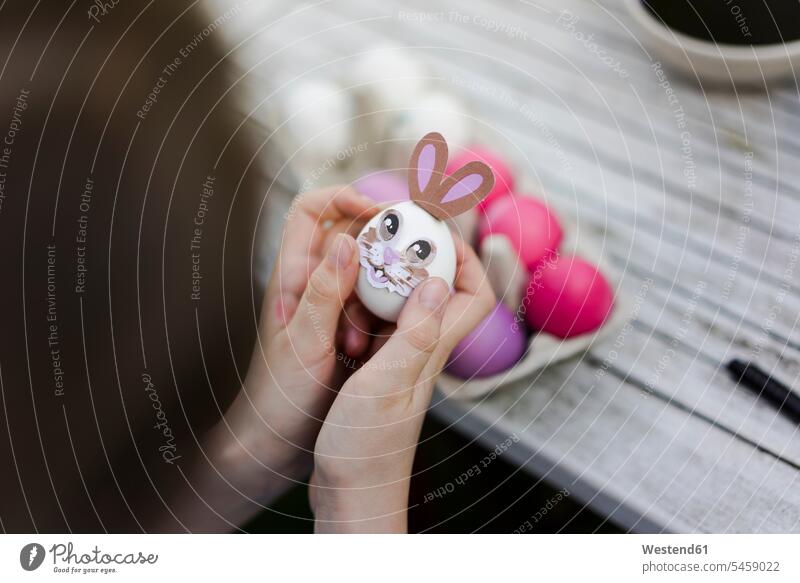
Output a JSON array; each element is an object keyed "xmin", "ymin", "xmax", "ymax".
[{"xmin": 227, "ymin": 0, "xmax": 800, "ymax": 532}]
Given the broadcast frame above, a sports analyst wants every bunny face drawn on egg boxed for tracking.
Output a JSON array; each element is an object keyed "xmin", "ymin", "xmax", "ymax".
[
  {"xmin": 358, "ymin": 202, "xmax": 450, "ymax": 296},
  {"xmin": 356, "ymin": 132, "xmax": 495, "ymax": 322}
]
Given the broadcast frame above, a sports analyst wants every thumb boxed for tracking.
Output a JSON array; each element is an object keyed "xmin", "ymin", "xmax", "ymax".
[{"xmin": 366, "ymin": 277, "xmax": 450, "ymax": 393}]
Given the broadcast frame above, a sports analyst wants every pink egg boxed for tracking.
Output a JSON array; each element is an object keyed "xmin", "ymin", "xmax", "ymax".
[
  {"xmin": 524, "ymin": 255, "xmax": 614, "ymax": 339},
  {"xmin": 354, "ymin": 170, "xmax": 409, "ymax": 204},
  {"xmin": 446, "ymin": 146, "xmax": 514, "ymax": 211},
  {"xmin": 446, "ymin": 303, "xmax": 527, "ymax": 379},
  {"xmin": 478, "ymin": 196, "xmax": 563, "ymax": 270}
]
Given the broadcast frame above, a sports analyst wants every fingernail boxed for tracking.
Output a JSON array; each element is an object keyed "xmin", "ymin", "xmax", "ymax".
[
  {"xmin": 328, "ymin": 234, "xmax": 354, "ymax": 269},
  {"xmin": 352, "ymin": 189, "xmax": 373, "ymax": 204},
  {"xmin": 418, "ymin": 277, "xmax": 448, "ymax": 311}
]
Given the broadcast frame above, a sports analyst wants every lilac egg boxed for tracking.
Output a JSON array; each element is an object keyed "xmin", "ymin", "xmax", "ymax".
[
  {"xmin": 354, "ymin": 170, "xmax": 409, "ymax": 204},
  {"xmin": 446, "ymin": 303, "xmax": 527, "ymax": 379}
]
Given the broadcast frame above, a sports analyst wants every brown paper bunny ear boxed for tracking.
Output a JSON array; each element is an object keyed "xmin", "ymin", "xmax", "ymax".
[{"xmin": 408, "ymin": 132, "xmax": 495, "ymax": 221}]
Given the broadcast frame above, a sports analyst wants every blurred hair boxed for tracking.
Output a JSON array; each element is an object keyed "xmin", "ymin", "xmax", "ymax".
[{"xmin": 0, "ymin": 0, "xmax": 288, "ymax": 531}]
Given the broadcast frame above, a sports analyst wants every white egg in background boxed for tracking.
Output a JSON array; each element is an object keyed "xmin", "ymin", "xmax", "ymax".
[
  {"xmin": 348, "ymin": 46, "xmax": 430, "ymax": 164},
  {"xmin": 349, "ymin": 46, "xmax": 429, "ymax": 111},
  {"xmin": 385, "ymin": 91, "xmax": 473, "ymax": 169},
  {"xmin": 280, "ymin": 79, "xmax": 354, "ymax": 162},
  {"xmin": 356, "ymin": 201, "xmax": 456, "ymax": 322}
]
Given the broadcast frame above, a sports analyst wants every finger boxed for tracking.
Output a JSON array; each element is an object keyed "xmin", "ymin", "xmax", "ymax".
[
  {"xmin": 367, "ymin": 277, "xmax": 450, "ymax": 392},
  {"xmin": 280, "ymin": 186, "xmax": 378, "ymax": 271},
  {"xmin": 264, "ymin": 254, "xmax": 320, "ymax": 338},
  {"xmin": 285, "ymin": 233, "xmax": 359, "ymax": 348},
  {"xmin": 341, "ymin": 300, "xmax": 371, "ymax": 358},
  {"xmin": 437, "ymin": 241, "xmax": 496, "ymax": 359},
  {"xmin": 286, "ymin": 221, "xmax": 354, "ymax": 306},
  {"xmin": 294, "ymin": 185, "xmax": 379, "ymax": 224},
  {"xmin": 271, "ymin": 214, "xmax": 364, "ymax": 334},
  {"xmin": 265, "ymin": 187, "xmax": 378, "ymax": 335},
  {"xmin": 317, "ymin": 216, "xmax": 374, "ymax": 259},
  {"xmin": 452, "ymin": 235, "xmax": 494, "ymax": 299}
]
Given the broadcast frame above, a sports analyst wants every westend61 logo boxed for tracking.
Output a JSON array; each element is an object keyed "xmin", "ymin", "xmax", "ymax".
[{"xmin": 19, "ymin": 542, "xmax": 158, "ymax": 574}]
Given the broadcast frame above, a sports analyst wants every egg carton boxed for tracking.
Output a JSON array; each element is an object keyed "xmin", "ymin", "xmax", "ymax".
[
  {"xmin": 305, "ymin": 164, "xmax": 630, "ymax": 401},
  {"xmin": 436, "ymin": 220, "xmax": 633, "ymax": 401}
]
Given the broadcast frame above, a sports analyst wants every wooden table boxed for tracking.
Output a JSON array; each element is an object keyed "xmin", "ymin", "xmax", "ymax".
[{"xmin": 222, "ymin": 0, "xmax": 800, "ymax": 532}]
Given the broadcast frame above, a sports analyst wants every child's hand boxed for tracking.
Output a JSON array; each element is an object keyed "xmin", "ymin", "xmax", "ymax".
[
  {"xmin": 168, "ymin": 190, "xmax": 492, "ymax": 532},
  {"xmin": 309, "ymin": 239, "xmax": 495, "ymax": 532},
  {"xmin": 215, "ymin": 186, "xmax": 379, "ymax": 485}
]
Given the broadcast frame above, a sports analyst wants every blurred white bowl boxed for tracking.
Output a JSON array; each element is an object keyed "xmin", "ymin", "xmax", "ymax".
[{"xmin": 625, "ymin": 0, "xmax": 800, "ymax": 84}]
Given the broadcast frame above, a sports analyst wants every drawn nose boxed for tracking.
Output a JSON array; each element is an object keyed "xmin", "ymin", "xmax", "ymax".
[{"xmin": 383, "ymin": 246, "xmax": 400, "ymax": 265}]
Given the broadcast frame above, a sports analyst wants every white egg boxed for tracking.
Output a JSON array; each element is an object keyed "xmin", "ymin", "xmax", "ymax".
[
  {"xmin": 348, "ymin": 47, "xmax": 429, "ymax": 162},
  {"xmin": 349, "ymin": 46, "xmax": 429, "ymax": 111},
  {"xmin": 210, "ymin": 1, "xmax": 276, "ymax": 48},
  {"xmin": 356, "ymin": 201, "xmax": 456, "ymax": 322},
  {"xmin": 385, "ymin": 91, "xmax": 473, "ymax": 169},
  {"xmin": 280, "ymin": 79, "xmax": 354, "ymax": 161}
]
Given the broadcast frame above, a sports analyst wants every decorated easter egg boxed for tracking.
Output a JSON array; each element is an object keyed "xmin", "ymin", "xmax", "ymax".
[
  {"xmin": 446, "ymin": 303, "xmax": 527, "ymax": 378},
  {"xmin": 523, "ymin": 255, "xmax": 614, "ymax": 338},
  {"xmin": 478, "ymin": 195, "xmax": 563, "ymax": 270},
  {"xmin": 355, "ymin": 132, "xmax": 495, "ymax": 321},
  {"xmin": 356, "ymin": 201, "xmax": 456, "ymax": 321},
  {"xmin": 354, "ymin": 170, "xmax": 409, "ymax": 204},
  {"xmin": 447, "ymin": 146, "xmax": 514, "ymax": 211}
]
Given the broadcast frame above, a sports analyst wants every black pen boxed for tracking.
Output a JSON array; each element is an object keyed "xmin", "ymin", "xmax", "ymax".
[{"xmin": 726, "ymin": 359, "xmax": 800, "ymax": 425}]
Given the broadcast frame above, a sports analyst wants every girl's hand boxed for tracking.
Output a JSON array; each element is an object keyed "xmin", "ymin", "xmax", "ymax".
[
  {"xmin": 207, "ymin": 186, "xmax": 379, "ymax": 496},
  {"xmin": 309, "ymin": 239, "xmax": 495, "ymax": 532},
  {"xmin": 161, "ymin": 186, "xmax": 386, "ymax": 532}
]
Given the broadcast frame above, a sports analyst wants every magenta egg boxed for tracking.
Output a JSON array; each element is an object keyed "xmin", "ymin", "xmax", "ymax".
[
  {"xmin": 446, "ymin": 146, "xmax": 514, "ymax": 212},
  {"xmin": 446, "ymin": 303, "xmax": 527, "ymax": 379},
  {"xmin": 524, "ymin": 255, "xmax": 614, "ymax": 339},
  {"xmin": 478, "ymin": 195, "xmax": 563, "ymax": 270},
  {"xmin": 354, "ymin": 170, "xmax": 409, "ymax": 204}
]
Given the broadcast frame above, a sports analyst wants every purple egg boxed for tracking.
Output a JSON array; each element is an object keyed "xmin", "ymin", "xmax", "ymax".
[
  {"xmin": 354, "ymin": 170, "xmax": 409, "ymax": 204},
  {"xmin": 446, "ymin": 303, "xmax": 527, "ymax": 379}
]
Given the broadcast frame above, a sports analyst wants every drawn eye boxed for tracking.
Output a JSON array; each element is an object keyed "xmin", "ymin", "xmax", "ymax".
[
  {"xmin": 406, "ymin": 239, "xmax": 435, "ymax": 266},
  {"xmin": 378, "ymin": 210, "xmax": 400, "ymax": 241}
]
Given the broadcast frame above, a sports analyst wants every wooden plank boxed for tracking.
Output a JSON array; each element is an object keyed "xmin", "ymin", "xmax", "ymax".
[
  {"xmin": 589, "ymin": 316, "xmax": 800, "ymax": 467},
  {"xmin": 432, "ymin": 358, "xmax": 800, "ymax": 533}
]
